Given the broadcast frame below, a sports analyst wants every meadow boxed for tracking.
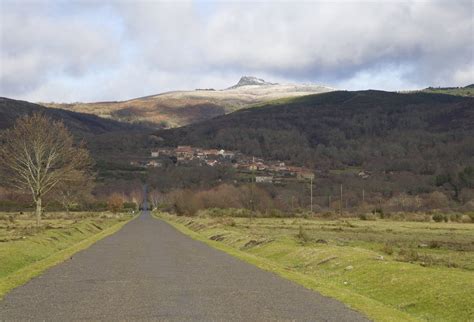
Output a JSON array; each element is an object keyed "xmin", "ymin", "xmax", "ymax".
[
  {"xmin": 0, "ymin": 211, "xmax": 133, "ymax": 298},
  {"xmin": 158, "ymin": 212, "xmax": 474, "ymax": 321}
]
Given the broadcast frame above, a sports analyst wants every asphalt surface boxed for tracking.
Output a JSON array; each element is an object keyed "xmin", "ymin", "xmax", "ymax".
[{"xmin": 0, "ymin": 212, "xmax": 368, "ymax": 321}]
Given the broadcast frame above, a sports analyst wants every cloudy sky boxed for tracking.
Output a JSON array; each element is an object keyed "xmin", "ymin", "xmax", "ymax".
[{"xmin": 0, "ymin": 0, "xmax": 473, "ymax": 102}]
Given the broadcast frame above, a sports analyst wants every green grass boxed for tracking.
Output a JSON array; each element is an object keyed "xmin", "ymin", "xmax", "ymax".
[
  {"xmin": 0, "ymin": 212, "xmax": 134, "ymax": 299},
  {"xmin": 156, "ymin": 212, "xmax": 474, "ymax": 321},
  {"xmin": 422, "ymin": 86, "xmax": 474, "ymax": 97}
]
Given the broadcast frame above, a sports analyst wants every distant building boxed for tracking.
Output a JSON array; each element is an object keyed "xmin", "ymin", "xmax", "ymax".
[
  {"xmin": 219, "ymin": 149, "xmax": 235, "ymax": 159},
  {"xmin": 203, "ymin": 149, "xmax": 220, "ymax": 157},
  {"xmin": 358, "ymin": 171, "xmax": 370, "ymax": 179},
  {"xmin": 297, "ymin": 171, "xmax": 315, "ymax": 181},
  {"xmin": 248, "ymin": 163, "xmax": 258, "ymax": 171},
  {"xmin": 146, "ymin": 160, "xmax": 162, "ymax": 168},
  {"xmin": 151, "ymin": 148, "xmax": 174, "ymax": 158},
  {"xmin": 176, "ymin": 146, "xmax": 194, "ymax": 161},
  {"xmin": 256, "ymin": 176, "xmax": 273, "ymax": 183},
  {"xmin": 206, "ymin": 160, "xmax": 218, "ymax": 167}
]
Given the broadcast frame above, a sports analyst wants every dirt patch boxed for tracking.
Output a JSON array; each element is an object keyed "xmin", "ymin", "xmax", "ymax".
[
  {"xmin": 317, "ymin": 256, "xmax": 338, "ymax": 265},
  {"xmin": 209, "ymin": 234, "xmax": 226, "ymax": 242},
  {"xmin": 241, "ymin": 238, "xmax": 274, "ymax": 250}
]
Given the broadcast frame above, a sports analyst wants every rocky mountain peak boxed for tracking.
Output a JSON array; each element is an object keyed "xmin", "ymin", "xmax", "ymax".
[{"xmin": 228, "ymin": 76, "xmax": 278, "ymax": 89}]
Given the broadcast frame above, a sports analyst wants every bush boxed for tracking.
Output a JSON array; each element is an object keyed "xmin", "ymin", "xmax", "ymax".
[
  {"xmin": 372, "ymin": 207, "xmax": 384, "ymax": 216},
  {"xmin": 461, "ymin": 214, "xmax": 473, "ymax": 223},
  {"xmin": 296, "ymin": 225, "xmax": 311, "ymax": 243},
  {"xmin": 432, "ymin": 213, "xmax": 446, "ymax": 222},
  {"xmin": 428, "ymin": 240, "xmax": 441, "ymax": 249},
  {"xmin": 398, "ymin": 248, "xmax": 419, "ymax": 262},
  {"xmin": 107, "ymin": 194, "xmax": 124, "ymax": 213},
  {"xmin": 382, "ymin": 242, "xmax": 394, "ymax": 255},
  {"xmin": 359, "ymin": 213, "xmax": 376, "ymax": 221},
  {"xmin": 123, "ymin": 202, "xmax": 138, "ymax": 210}
]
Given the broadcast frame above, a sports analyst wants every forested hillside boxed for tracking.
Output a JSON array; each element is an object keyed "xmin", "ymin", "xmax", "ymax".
[
  {"xmin": 0, "ymin": 97, "xmax": 153, "ymax": 161},
  {"xmin": 156, "ymin": 90, "xmax": 474, "ymax": 198},
  {"xmin": 157, "ymin": 90, "xmax": 474, "ymax": 169},
  {"xmin": 0, "ymin": 97, "xmax": 147, "ymax": 135}
]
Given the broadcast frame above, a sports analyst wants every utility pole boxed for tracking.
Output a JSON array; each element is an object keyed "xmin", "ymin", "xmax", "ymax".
[
  {"xmin": 340, "ymin": 184, "xmax": 343, "ymax": 216},
  {"xmin": 310, "ymin": 177, "xmax": 313, "ymax": 213},
  {"xmin": 362, "ymin": 188, "xmax": 365, "ymax": 204},
  {"xmin": 328, "ymin": 195, "xmax": 331, "ymax": 208}
]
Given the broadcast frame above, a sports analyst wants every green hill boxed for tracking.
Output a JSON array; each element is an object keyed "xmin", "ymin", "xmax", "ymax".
[{"xmin": 421, "ymin": 84, "xmax": 474, "ymax": 97}]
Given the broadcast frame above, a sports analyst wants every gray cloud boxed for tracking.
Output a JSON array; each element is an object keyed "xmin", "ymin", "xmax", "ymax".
[
  {"xmin": 0, "ymin": 1, "xmax": 121, "ymax": 96},
  {"xmin": 0, "ymin": 0, "xmax": 472, "ymax": 102}
]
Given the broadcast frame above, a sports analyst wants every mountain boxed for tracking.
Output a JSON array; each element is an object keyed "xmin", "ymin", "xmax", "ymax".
[
  {"xmin": 227, "ymin": 76, "xmax": 277, "ymax": 88},
  {"xmin": 43, "ymin": 77, "xmax": 334, "ymax": 128},
  {"xmin": 155, "ymin": 90, "xmax": 474, "ymax": 177}
]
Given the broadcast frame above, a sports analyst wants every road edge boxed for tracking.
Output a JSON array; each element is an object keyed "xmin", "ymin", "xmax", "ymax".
[{"xmin": 0, "ymin": 215, "xmax": 136, "ymax": 300}]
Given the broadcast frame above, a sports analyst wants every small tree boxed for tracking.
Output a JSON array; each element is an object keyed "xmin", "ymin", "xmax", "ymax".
[
  {"xmin": 107, "ymin": 193, "xmax": 124, "ymax": 213},
  {"xmin": 0, "ymin": 114, "xmax": 92, "ymax": 226}
]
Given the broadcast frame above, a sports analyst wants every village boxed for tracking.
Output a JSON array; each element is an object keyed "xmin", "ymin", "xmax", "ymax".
[{"xmin": 131, "ymin": 146, "xmax": 316, "ymax": 184}]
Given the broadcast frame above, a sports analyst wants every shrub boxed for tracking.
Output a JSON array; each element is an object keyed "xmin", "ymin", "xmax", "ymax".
[
  {"xmin": 107, "ymin": 194, "xmax": 124, "ymax": 213},
  {"xmin": 461, "ymin": 214, "xmax": 473, "ymax": 223},
  {"xmin": 296, "ymin": 225, "xmax": 311, "ymax": 243},
  {"xmin": 432, "ymin": 213, "xmax": 446, "ymax": 222},
  {"xmin": 123, "ymin": 202, "xmax": 138, "ymax": 210},
  {"xmin": 382, "ymin": 242, "xmax": 394, "ymax": 255},
  {"xmin": 423, "ymin": 191, "xmax": 449, "ymax": 209},
  {"xmin": 372, "ymin": 207, "xmax": 384, "ymax": 216},
  {"xmin": 449, "ymin": 213, "xmax": 462, "ymax": 222},
  {"xmin": 398, "ymin": 248, "xmax": 419, "ymax": 262},
  {"xmin": 267, "ymin": 208, "xmax": 285, "ymax": 218},
  {"xmin": 359, "ymin": 213, "xmax": 376, "ymax": 221},
  {"xmin": 428, "ymin": 240, "xmax": 441, "ymax": 249}
]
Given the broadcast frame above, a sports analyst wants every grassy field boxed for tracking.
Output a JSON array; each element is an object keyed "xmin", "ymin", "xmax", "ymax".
[
  {"xmin": 422, "ymin": 86, "xmax": 474, "ymax": 97},
  {"xmin": 0, "ymin": 211, "xmax": 133, "ymax": 298},
  {"xmin": 157, "ymin": 212, "xmax": 474, "ymax": 321}
]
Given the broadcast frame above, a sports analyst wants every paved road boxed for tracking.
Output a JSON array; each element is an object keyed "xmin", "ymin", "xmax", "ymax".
[{"xmin": 0, "ymin": 212, "xmax": 368, "ymax": 321}]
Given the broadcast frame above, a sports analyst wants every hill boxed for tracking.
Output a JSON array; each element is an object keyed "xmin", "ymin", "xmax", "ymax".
[
  {"xmin": 42, "ymin": 77, "xmax": 334, "ymax": 128},
  {"xmin": 0, "ymin": 97, "xmax": 152, "ymax": 161},
  {"xmin": 421, "ymin": 84, "xmax": 474, "ymax": 97},
  {"xmin": 155, "ymin": 90, "xmax": 474, "ymax": 195}
]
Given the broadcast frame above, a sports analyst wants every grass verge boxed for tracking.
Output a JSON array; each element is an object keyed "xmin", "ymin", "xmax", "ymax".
[
  {"xmin": 0, "ymin": 213, "xmax": 134, "ymax": 299},
  {"xmin": 155, "ymin": 213, "xmax": 474, "ymax": 322}
]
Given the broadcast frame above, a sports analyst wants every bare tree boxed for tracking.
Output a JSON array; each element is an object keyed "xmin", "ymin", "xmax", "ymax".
[
  {"xmin": 0, "ymin": 114, "xmax": 93, "ymax": 226},
  {"xmin": 149, "ymin": 188, "xmax": 163, "ymax": 210}
]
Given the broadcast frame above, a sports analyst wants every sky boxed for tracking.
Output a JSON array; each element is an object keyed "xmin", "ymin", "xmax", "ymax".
[{"xmin": 0, "ymin": 0, "xmax": 473, "ymax": 102}]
